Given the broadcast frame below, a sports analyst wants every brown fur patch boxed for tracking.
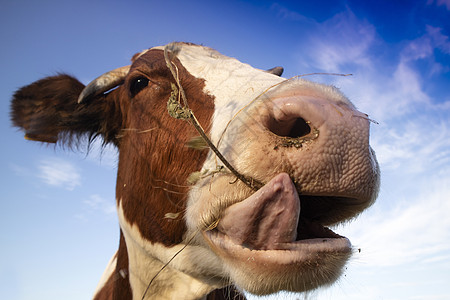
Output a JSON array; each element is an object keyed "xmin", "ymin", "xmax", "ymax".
[{"xmin": 114, "ymin": 49, "xmax": 215, "ymax": 245}]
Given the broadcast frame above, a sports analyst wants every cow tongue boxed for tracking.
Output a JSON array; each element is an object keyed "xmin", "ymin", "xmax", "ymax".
[{"xmin": 216, "ymin": 173, "xmax": 300, "ymax": 250}]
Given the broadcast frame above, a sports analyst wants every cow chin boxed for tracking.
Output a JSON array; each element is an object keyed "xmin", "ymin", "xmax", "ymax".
[
  {"xmin": 186, "ymin": 173, "xmax": 353, "ymax": 295},
  {"xmin": 212, "ymin": 239, "xmax": 351, "ymax": 295}
]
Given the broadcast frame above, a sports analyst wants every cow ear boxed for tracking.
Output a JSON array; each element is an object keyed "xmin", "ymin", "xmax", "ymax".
[{"xmin": 11, "ymin": 74, "xmax": 121, "ymax": 147}]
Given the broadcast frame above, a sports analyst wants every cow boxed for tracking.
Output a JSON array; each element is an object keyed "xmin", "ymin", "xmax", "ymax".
[{"xmin": 11, "ymin": 42, "xmax": 380, "ymax": 299}]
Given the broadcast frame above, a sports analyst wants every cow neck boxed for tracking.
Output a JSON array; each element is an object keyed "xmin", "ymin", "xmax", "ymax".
[{"xmin": 117, "ymin": 201, "xmax": 216, "ymax": 299}]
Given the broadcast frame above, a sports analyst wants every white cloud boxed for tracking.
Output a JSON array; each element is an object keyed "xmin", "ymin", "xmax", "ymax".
[
  {"xmin": 371, "ymin": 108, "xmax": 450, "ymax": 173},
  {"xmin": 427, "ymin": 25, "xmax": 450, "ymax": 54},
  {"xmin": 296, "ymin": 10, "xmax": 376, "ymax": 72},
  {"xmin": 401, "ymin": 31, "xmax": 435, "ymax": 62},
  {"xmin": 338, "ymin": 60, "xmax": 431, "ymax": 122},
  {"xmin": 75, "ymin": 194, "xmax": 116, "ymax": 222},
  {"xmin": 340, "ymin": 173, "xmax": 450, "ymax": 268},
  {"xmin": 400, "ymin": 25, "xmax": 450, "ymax": 76},
  {"xmin": 82, "ymin": 194, "xmax": 116, "ymax": 215},
  {"xmin": 37, "ymin": 158, "xmax": 81, "ymax": 191},
  {"xmin": 393, "ymin": 61, "xmax": 430, "ymax": 103}
]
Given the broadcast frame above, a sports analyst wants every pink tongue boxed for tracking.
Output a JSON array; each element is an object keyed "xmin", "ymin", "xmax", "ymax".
[{"xmin": 217, "ymin": 173, "xmax": 300, "ymax": 250}]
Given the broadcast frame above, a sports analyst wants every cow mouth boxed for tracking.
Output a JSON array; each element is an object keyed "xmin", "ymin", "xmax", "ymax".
[{"xmin": 203, "ymin": 173, "xmax": 354, "ymax": 265}]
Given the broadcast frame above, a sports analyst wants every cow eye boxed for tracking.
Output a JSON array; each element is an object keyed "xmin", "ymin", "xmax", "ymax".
[{"xmin": 129, "ymin": 76, "xmax": 149, "ymax": 97}]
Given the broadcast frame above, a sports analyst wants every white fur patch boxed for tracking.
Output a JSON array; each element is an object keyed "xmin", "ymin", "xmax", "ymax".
[
  {"xmin": 169, "ymin": 44, "xmax": 285, "ymax": 170},
  {"xmin": 117, "ymin": 201, "xmax": 223, "ymax": 299}
]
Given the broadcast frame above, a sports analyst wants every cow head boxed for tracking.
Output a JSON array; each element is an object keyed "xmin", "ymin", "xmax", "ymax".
[{"xmin": 11, "ymin": 42, "xmax": 379, "ymax": 298}]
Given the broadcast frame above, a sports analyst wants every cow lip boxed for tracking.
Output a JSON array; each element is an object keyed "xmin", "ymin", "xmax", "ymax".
[
  {"xmin": 202, "ymin": 229, "xmax": 351, "ymax": 271},
  {"xmin": 204, "ymin": 230, "xmax": 351, "ymax": 256},
  {"xmin": 203, "ymin": 173, "xmax": 352, "ymax": 262}
]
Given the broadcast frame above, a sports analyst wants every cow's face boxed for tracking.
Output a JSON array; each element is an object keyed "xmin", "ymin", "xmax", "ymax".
[
  {"xmin": 170, "ymin": 44, "xmax": 379, "ymax": 294},
  {"xmin": 11, "ymin": 42, "xmax": 379, "ymax": 297}
]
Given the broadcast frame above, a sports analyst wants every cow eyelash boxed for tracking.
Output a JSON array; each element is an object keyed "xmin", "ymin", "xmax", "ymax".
[{"xmin": 129, "ymin": 76, "xmax": 150, "ymax": 97}]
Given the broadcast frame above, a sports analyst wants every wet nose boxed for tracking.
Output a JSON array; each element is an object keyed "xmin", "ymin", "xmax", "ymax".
[{"xmin": 263, "ymin": 94, "xmax": 370, "ymax": 146}]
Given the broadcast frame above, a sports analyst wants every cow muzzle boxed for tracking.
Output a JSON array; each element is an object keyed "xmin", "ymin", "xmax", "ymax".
[{"xmin": 188, "ymin": 80, "xmax": 380, "ymax": 295}]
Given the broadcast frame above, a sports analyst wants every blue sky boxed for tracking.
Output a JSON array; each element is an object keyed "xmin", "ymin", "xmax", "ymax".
[{"xmin": 1, "ymin": 0, "xmax": 449, "ymax": 299}]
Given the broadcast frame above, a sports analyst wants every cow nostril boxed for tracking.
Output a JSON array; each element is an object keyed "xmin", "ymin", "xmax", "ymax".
[
  {"xmin": 288, "ymin": 117, "xmax": 312, "ymax": 138},
  {"xmin": 268, "ymin": 117, "xmax": 311, "ymax": 138}
]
